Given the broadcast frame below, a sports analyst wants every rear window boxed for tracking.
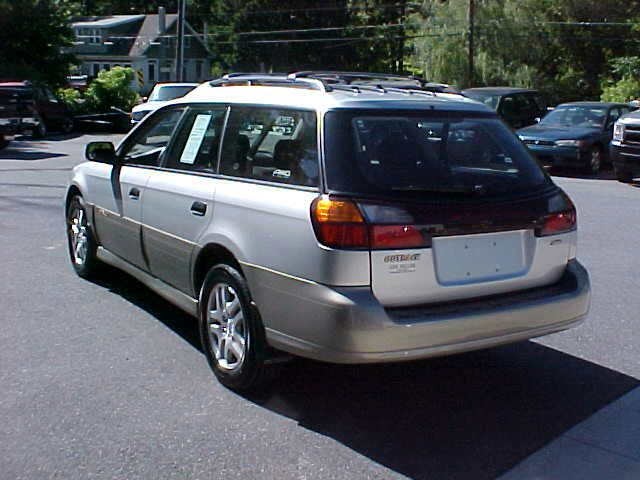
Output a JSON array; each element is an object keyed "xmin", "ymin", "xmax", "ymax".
[
  {"xmin": 149, "ymin": 85, "xmax": 196, "ymax": 102},
  {"xmin": 324, "ymin": 110, "xmax": 550, "ymax": 199},
  {"xmin": 463, "ymin": 92, "xmax": 500, "ymax": 110},
  {"xmin": 0, "ymin": 87, "xmax": 33, "ymax": 102}
]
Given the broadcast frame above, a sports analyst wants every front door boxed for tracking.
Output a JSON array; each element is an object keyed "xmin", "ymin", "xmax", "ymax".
[{"xmin": 92, "ymin": 107, "xmax": 185, "ymax": 269}]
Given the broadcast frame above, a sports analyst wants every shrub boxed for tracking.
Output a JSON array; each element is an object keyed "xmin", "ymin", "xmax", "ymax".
[
  {"xmin": 56, "ymin": 87, "xmax": 87, "ymax": 114},
  {"xmin": 84, "ymin": 66, "xmax": 140, "ymax": 113}
]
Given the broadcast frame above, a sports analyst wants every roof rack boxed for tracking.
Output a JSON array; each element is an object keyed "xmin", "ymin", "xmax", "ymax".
[
  {"xmin": 209, "ymin": 71, "xmax": 459, "ymax": 96},
  {"xmin": 210, "ymin": 73, "xmax": 328, "ymax": 92},
  {"xmin": 290, "ymin": 71, "xmax": 418, "ymax": 84},
  {"xmin": 290, "ymin": 71, "xmax": 458, "ymax": 94}
]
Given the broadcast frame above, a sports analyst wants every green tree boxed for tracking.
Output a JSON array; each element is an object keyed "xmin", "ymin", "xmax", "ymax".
[
  {"xmin": 601, "ymin": 56, "xmax": 640, "ymax": 102},
  {"xmin": 0, "ymin": 0, "xmax": 77, "ymax": 86},
  {"xmin": 410, "ymin": 0, "xmax": 640, "ymax": 101}
]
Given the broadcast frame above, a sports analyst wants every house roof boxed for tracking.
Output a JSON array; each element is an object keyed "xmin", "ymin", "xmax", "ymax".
[
  {"xmin": 70, "ymin": 13, "xmax": 208, "ymax": 59},
  {"xmin": 72, "ymin": 15, "xmax": 144, "ymax": 29},
  {"xmin": 129, "ymin": 14, "xmax": 178, "ymax": 57}
]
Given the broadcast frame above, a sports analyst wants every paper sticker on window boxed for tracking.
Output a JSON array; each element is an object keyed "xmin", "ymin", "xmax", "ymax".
[{"xmin": 180, "ymin": 114, "xmax": 212, "ymax": 164}]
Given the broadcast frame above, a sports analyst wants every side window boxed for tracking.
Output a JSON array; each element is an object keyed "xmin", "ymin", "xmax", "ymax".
[
  {"xmin": 529, "ymin": 94, "xmax": 546, "ymax": 112},
  {"xmin": 165, "ymin": 107, "xmax": 227, "ymax": 172},
  {"xmin": 44, "ymin": 88, "xmax": 57, "ymax": 102},
  {"xmin": 513, "ymin": 94, "xmax": 534, "ymax": 117},
  {"xmin": 120, "ymin": 108, "xmax": 184, "ymax": 166},
  {"xmin": 499, "ymin": 96, "xmax": 517, "ymax": 122},
  {"xmin": 219, "ymin": 106, "xmax": 319, "ymax": 187}
]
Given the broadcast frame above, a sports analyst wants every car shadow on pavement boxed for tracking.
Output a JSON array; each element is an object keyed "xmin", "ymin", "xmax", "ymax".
[
  {"xmin": 0, "ymin": 146, "xmax": 68, "ymax": 161},
  {"xmin": 548, "ymin": 166, "xmax": 617, "ymax": 181},
  {"xmin": 89, "ymin": 265, "xmax": 638, "ymax": 480},
  {"xmin": 13, "ymin": 133, "xmax": 83, "ymax": 142},
  {"xmin": 247, "ymin": 347, "xmax": 638, "ymax": 480},
  {"xmin": 89, "ymin": 264, "xmax": 202, "ymax": 352}
]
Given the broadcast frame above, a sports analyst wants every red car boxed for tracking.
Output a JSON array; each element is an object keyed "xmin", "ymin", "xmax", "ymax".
[{"xmin": 0, "ymin": 81, "xmax": 73, "ymax": 149}]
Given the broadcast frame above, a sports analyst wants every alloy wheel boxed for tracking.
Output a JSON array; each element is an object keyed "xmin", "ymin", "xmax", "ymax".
[
  {"xmin": 206, "ymin": 283, "xmax": 247, "ymax": 372},
  {"xmin": 589, "ymin": 148, "xmax": 601, "ymax": 173},
  {"xmin": 68, "ymin": 205, "xmax": 88, "ymax": 266}
]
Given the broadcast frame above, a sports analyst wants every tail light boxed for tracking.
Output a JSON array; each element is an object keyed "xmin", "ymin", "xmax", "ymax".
[
  {"xmin": 311, "ymin": 196, "xmax": 427, "ymax": 250},
  {"xmin": 539, "ymin": 193, "xmax": 577, "ymax": 236},
  {"xmin": 311, "ymin": 197, "xmax": 368, "ymax": 249}
]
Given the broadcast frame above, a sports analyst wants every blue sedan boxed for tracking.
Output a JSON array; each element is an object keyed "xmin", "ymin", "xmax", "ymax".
[{"xmin": 517, "ymin": 102, "xmax": 632, "ymax": 173}]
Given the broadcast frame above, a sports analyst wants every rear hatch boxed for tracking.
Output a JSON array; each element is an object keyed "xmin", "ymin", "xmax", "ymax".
[
  {"xmin": 0, "ymin": 86, "xmax": 34, "ymax": 119},
  {"xmin": 319, "ymin": 109, "xmax": 576, "ymax": 307}
]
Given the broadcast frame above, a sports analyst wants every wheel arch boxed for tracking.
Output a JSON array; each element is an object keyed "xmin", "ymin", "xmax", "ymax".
[
  {"xmin": 64, "ymin": 184, "xmax": 82, "ymax": 216},
  {"xmin": 192, "ymin": 243, "xmax": 244, "ymax": 299}
]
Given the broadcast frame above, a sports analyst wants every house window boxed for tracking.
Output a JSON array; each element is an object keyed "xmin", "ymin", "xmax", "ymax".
[
  {"xmin": 148, "ymin": 62, "xmax": 156, "ymax": 83},
  {"xmin": 92, "ymin": 63, "xmax": 100, "ymax": 77},
  {"xmin": 160, "ymin": 60, "xmax": 173, "ymax": 82},
  {"xmin": 195, "ymin": 60, "xmax": 203, "ymax": 79},
  {"xmin": 103, "ymin": 64, "xmax": 110, "ymax": 71}
]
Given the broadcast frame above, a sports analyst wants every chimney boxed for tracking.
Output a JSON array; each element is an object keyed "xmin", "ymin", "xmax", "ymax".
[{"xmin": 158, "ymin": 6, "xmax": 166, "ymax": 34}]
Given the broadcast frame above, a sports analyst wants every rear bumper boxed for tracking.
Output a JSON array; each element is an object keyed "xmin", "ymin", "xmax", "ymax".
[
  {"xmin": 0, "ymin": 116, "xmax": 39, "ymax": 134},
  {"xmin": 251, "ymin": 260, "xmax": 590, "ymax": 364}
]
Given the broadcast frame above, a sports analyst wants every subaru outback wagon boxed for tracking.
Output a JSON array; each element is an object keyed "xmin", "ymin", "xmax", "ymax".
[{"xmin": 65, "ymin": 72, "xmax": 591, "ymax": 390}]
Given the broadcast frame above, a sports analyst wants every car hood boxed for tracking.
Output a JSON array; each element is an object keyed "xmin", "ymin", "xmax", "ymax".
[
  {"xmin": 618, "ymin": 109, "xmax": 640, "ymax": 125},
  {"xmin": 517, "ymin": 125, "xmax": 601, "ymax": 141},
  {"xmin": 131, "ymin": 100, "xmax": 170, "ymax": 114}
]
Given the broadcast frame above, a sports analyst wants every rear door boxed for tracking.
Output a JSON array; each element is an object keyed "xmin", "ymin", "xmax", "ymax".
[
  {"xmin": 323, "ymin": 111, "xmax": 575, "ymax": 308},
  {"xmin": 141, "ymin": 106, "xmax": 228, "ymax": 294}
]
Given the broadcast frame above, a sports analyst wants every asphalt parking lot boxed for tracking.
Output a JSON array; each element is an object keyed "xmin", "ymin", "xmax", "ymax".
[{"xmin": 1, "ymin": 134, "xmax": 639, "ymax": 479}]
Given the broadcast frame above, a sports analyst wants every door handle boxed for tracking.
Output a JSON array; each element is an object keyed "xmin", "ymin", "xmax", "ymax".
[
  {"xmin": 128, "ymin": 187, "xmax": 140, "ymax": 199},
  {"xmin": 190, "ymin": 201, "xmax": 207, "ymax": 216}
]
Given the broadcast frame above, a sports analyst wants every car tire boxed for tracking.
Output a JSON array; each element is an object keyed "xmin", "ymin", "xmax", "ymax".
[
  {"xmin": 585, "ymin": 146, "xmax": 602, "ymax": 174},
  {"xmin": 198, "ymin": 264, "xmax": 277, "ymax": 391},
  {"xmin": 32, "ymin": 117, "xmax": 47, "ymax": 138},
  {"xmin": 615, "ymin": 169, "xmax": 634, "ymax": 183},
  {"xmin": 61, "ymin": 117, "xmax": 74, "ymax": 134},
  {"xmin": 66, "ymin": 195, "xmax": 100, "ymax": 278}
]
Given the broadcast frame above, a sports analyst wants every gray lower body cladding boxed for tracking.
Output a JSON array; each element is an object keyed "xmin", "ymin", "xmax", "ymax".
[{"xmin": 244, "ymin": 260, "xmax": 590, "ymax": 363}]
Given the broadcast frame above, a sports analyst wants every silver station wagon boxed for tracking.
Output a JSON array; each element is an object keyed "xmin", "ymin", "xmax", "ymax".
[{"xmin": 65, "ymin": 72, "xmax": 591, "ymax": 390}]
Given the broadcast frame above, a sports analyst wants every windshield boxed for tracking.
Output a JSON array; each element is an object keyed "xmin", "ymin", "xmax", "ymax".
[
  {"xmin": 324, "ymin": 110, "xmax": 550, "ymax": 199},
  {"xmin": 148, "ymin": 85, "xmax": 195, "ymax": 102},
  {"xmin": 464, "ymin": 92, "xmax": 500, "ymax": 110},
  {"xmin": 0, "ymin": 87, "xmax": 33, "ymax": 101},
  {"xmin": 540, "ymin": 105, "xmax": 607, "ymax": 128}
]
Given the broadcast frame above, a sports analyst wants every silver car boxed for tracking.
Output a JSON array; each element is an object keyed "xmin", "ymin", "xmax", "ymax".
[{"xmin": 65, "ymin": 72, "xmax": 591, "ymax": 390}]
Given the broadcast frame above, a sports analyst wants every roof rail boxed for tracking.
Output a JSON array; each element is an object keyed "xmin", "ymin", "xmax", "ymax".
[
  {"xmin": 210, "ymin": 73, "xmax": 328, "ymax": 92},
  {"xmin": 208, "ymin": 71, "xmax": 459, "ymax": 96},
  {"xmin": 290, "ymin": 71, "xmax": 418, "ymax": 85}
]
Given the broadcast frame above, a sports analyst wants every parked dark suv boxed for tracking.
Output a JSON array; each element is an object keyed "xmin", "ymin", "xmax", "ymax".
[
  {"xmin": 0, "ymin": 81, "xmax": 73, "ymax": 149},
  {"xmin": 463, "ymin": 87, "xmax": 547, "ymax": 129}
]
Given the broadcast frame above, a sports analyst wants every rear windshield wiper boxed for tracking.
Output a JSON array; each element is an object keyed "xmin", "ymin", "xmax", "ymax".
[{"xmin": 391, "ymin": 185, "xmax": 487, "ymax": 195}]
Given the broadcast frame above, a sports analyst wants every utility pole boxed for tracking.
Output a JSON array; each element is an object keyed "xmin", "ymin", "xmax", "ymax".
[
  {"xmin": 175, "ymin": 0, "xmax": 186, "ymax": 82},
  {"xmin": 467, "ymin": 0, "xmax": 475, "ymax": 88}
]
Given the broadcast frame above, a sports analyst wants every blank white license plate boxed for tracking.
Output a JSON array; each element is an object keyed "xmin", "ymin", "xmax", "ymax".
[{"xmin": 432, "ymin": 230, "xmax": 528, "ymax": 285}]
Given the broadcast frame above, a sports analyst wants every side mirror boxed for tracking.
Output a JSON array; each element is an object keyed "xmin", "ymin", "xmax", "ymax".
[
  {"xmin": 534, "ymin": 117, "xmax": 541, "ymax": 123},
  {"xmin": 86, "ymin": 141, "xmax": 117, "ymax": 164},
  {"xmin": 142, "ymin": 96, "xmax": 148, "ymax": 103}
]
